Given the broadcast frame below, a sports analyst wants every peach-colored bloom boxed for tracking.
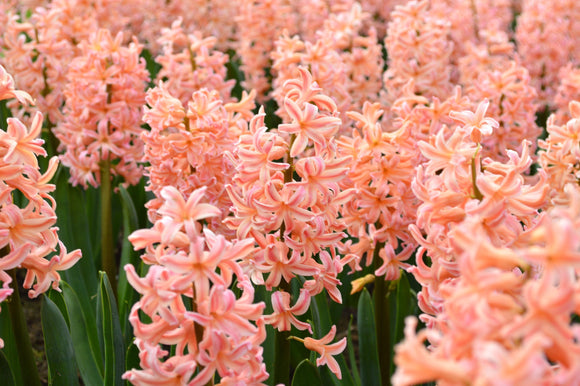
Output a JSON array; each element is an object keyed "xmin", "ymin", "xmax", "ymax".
[
  {"xmin": 54, "ymin": 29, "xmax": 149, "ymax": 188},
  {"xmin": 0, "ymin": 67, "xmax": 80, "ymax": 349},
  {"xmin": 303, "ymin": 326, "xmax": 347, "ymax": 380},
  {"xmin": 264, "ymin": 289, "xmax": 312, "ymax": 333},
  {"xmin": 126, "ymin": 187, "xmax": 267, "ymax": 383},
  {"xmin": 449, "ymin": 100, "xmax": 498, "ymax": 143}
]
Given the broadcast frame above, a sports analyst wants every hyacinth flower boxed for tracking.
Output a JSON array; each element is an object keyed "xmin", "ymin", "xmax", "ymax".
[
  {"xmin": 0, "ymin": 2, "xmax": 80, "ymax": 124},
  {"xmin": 515, "ymin": 0, "xmax": 580, "ymax": 106},
  {"xmin": 124, "ymin": 186, "xmax": 268, "ymax": 385},
  {"xmin": 408, "ymin": 100, "xmax": 547, "ymax": 327},
  {"xmin": 382, "ymin": 0, "xmax": 454, "ymax": 105},
  {"xmin": 538, "ymin": 100, "xmax": 580, "ymax": 206},
  {"xmin": 153, "ymin": 19, "xmax": 235, "ymax": 106},
  {"xmin": 392, "ymin": 101, "xmax": 551, "ymax": 385},
  {"xmin": 141, "ymin": 80, "xmax": 256, "ymax": 236},
  {"xmin": 0, "ymin": 0, "xmax": 144, "ymax": 125},
  {"xmin": 271, "ymin": 3, "xmax": 384, "ymax": 126},
  {"xmin": 393, "ymin": 181, "xmax": 580, "ymax": 385},
  {"xmin": 226, "ymin": 67, "xmax": 353, "ymax": 382},
  {"xmin": 334, "ymin": 72, "xmax": 476, "ymax": 381},
  {"xmin": 236, "ymin": 0, "xmax": 296, "ymax": 100},
  {"xmin": 0, "ymin": 64, "xmax": 81, "ymax": 385},
  {"xmin": 53, "ymin": 28, "xmax": 149, "ymax": 290}
]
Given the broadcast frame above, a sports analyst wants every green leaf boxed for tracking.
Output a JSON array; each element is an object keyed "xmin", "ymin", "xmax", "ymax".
[
  {"xmin": 0, "ymin": 295, "xmax": 22, "ymax": 385},
  {"xmin": 118, "ymin": 185, "xmax": 139, "ymax": 232},
  {"xmin": 292, "ymin": 359, "xmax": 322, "ymax": 386},
  {"xmin": 125, "ymin": 342, "xmax": 140, "ymax": 377},
  {"xmin": 0, "ymin": 100, "xmax": 11, "ymax": 131},
  {"xmin": 54, "ymin": 167, "xmax": 98, "ymax": 324},
  {"xmin": 357, "ymin": 289, "xmax": 381, "ymax": 386},
  {"xmin": 0, "ymin": 350, "xmax": 16, "ymax": 386},
  {"xmin": 310, "ymin": 292, "xmax": 333, "ymax": 339},
  {"xmin": 117, "ymin": 184, "xmax": 141, "ymax": 344},
  {"xmin": 42, "ymin": 295, "xmax": 80, "ymax": 386},
  {"xmin": 347, "ymin": 315, "xmax": 361, "ymax": 386},
  {"xmin": 97, "ymin": 272, "xmax": 125, "ymax": 386},
  {"xmin": 61, "ymin": 282, "xmax": 104, "ymax": 385},
  {"xmin": 48, "ymin": 290, "xmax": 70, "ymax": 328}
]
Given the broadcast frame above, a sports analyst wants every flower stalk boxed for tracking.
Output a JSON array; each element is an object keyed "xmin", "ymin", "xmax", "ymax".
[
  {"xmin": 273, "ymin": 278, "xmax": 292, "ymax": 386},
  {"xmin": 7, "ymin": 268, "xmax": 41, "ymax": 386},
  {"xmin": 373, "ymin": 241, "xmax": 391, "ymax": 386},
  {"xmin": 100, "ymin": 157, "xmax": 116, "ymax": 294},
  {"xmin": 273, "ymin": 135, "xmax": 297, "ymax": 385}
]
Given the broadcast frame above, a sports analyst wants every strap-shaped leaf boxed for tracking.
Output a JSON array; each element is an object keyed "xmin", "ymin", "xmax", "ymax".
[
  {"xmin": 61, "ymin": 282, "xmax": 104, "ymax": 385},
  {"xmin": 292, "ymin": 359, "xmax": 322, "ymax": 386},
  {"xmin": 54, "ymin": 167, "xmax": 98, "ymax": 324},
  {"xmin": 0, "ymin": 350, "xmax": 16, "ymax": 386},
  {"xmin": 391, "ymin": 272, "xmax": 412, "ymax": 376},
  {"xmin": 42, "ymin": 295, "xmax": 80, "ymax": 385},
  {"xmin": 347, "ymin": 315, "xmax": 362, "ymax": 386},
  {"xmin": 0, "ymin": 300, "xmax": 22, "ymax": 385},
  {"xmin": 117, "ymin": 184, "xmax": 141, "ymax": 345},
  {"xmin": 357, "ymin": 288, "xmax": 381, "ymax": 386},
  {"xmin": 96, "ymin": 272, "xmax": 125, "ymax": 386}
]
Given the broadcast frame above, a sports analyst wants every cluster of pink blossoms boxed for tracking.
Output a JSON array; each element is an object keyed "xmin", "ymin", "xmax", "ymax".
[
  {"xmin": 54, "ymin": 29, "xmax": 149, "ymax": 188},
  {"xmin": 5, "ymin": 0, "xmax": 580, "ymax": 384},
  {"xmin": 153, "ymin": 19, "xmax": 236, "ymax": 106},
  {"xmin": 226, "ymin": 67, "xmax": 349, "ymax": 378},
  {"xmin": 124, "ymin": 186, "xmax": 268, "ymax": 384},
  {"xmin": 0, "ymin": 65, "xmax": 81, "ymax": 347},
  {"xmin": 141, "ymin": 25, "xmax": 256, "ymax": 234},
  {"xmin": 271, "ymin": 3, "xmax": 384, "ymax": 124}
]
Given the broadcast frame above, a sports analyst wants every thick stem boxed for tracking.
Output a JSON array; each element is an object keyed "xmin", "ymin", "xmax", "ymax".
[
  {"xmin": 7, "ymin": 268, "xmax": 42, "ymax": 386},
  {"xmin": 273, "ymin": 279, "xmax": 292, "ymax": 386},
  {"xmin": 273, "ymin": 136, "xmax": 296, "ymax": 384},
  {"xmin": 191, "ymin": 285, "xmax": 214, "ymax": 386},
  {"xmin": 373, "ymin": 242, "xmax": 391, "ymax": 386},
  {"xmin": 100, "ymin": 158, "xmax": 116, "ymax": 294}
]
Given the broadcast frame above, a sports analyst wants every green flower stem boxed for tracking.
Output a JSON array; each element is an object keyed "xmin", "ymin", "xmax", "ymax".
[
  {"xmin": 272, "ymin": 134, "xmax": 296, "ymax": 385},
  {"xmin": 373, "ymin": 242, "xmax": 391, "ymax": 386},
  {"xmin": 273, "ymin": 279, "xmax": 291, "ymax": 386},
  {"xmin": 191, "ymin": 285, "xmax": 214, "ymax": 386},
  {"xmin": 100, "ymin": 158, "xmax": 116, "ymax": 295},
  {"xmin": 7, "ymin": 267, "xmax": 41, "ymax": 386}
]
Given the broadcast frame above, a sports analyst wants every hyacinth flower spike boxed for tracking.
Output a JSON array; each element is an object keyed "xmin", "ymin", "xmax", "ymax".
[{"xmin": 0, "ymin": 64, "xmax": 81, "ymax": 386}]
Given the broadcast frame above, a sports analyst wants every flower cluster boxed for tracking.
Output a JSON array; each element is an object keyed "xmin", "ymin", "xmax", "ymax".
[
  {"xmin": 382, "ymin": 0, "xmax": 453, "ymax": 104},
  {"xmin": 515, "ymin": 0, "xmax": 580, "ymax": 104},
  {"xmin": 335, "ymin": 101, "xmax": 417, "ymax": 281},
  {"xmin": 153, "ymin": 19, "xmax": 235, "ymax": 105},
  {"xmin": 538, "ymin": 101, "xmax": 580, "ymax": 206},
  {"xmin": 394, "ymin": 182, "xmax": 580, "ymax": 385},
  {"xmin": 0, "ymin": 65, "xmax": 81, "ymax": 347},
  {"xmin": 124, "ymin": 186, "xmax": 267, "ymax": 384},
  {"xmin": 271, "ymin": 3, "xmax": 384, "ymax": 124},
  {"xmin": 54, "ymin": 29, "xmax": 149, "ymax": 188},
  {"xmin": 226, "ymin": 67, "xmax": 349, "ymax": 377},
  {"xmin": 141, "ymin": 80, "xmax": 256, "ymax": 234}
]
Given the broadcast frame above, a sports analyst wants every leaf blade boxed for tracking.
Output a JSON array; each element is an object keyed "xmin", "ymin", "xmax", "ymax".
[
  {"xmin": 97, "ymin": 272, "xmax": 125, "ymax": 386},
  {"xmin": 42, "ymin": 295, "xmax": 80, "ymax": 386},
  {"xmin": 357, "ymin": 289, "xmax": 381, "ymax": 386}
]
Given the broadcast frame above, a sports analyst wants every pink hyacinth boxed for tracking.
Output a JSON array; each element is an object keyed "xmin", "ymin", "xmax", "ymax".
[
  {"xmin": 54, "ymin": 28, "xmax": 149, "ymax": 188},
  {"xmin": 0, "ymin": 65, "xmax": 81, "ymax": 347},
  {"xmin": 125, "ymin": 186, "xmax": 267, "ymax": 384},
  {"xmin": 226, "ymin": 67, "xmax": 352, "ymax": 377}
]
